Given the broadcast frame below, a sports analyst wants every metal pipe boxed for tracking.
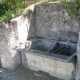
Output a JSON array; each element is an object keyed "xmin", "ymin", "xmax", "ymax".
[
  {"xmin": 53, "ymin": 47, "xmax": 64, "ymax": 53},
  {"xmin": 57, "ymin": 47, "xmax": 67, "ymax": 54}
]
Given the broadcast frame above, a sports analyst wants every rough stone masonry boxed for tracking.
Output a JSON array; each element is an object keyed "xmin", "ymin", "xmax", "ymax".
[{"xmin": 0, "ymin": 2, "xmax": 80, "ymax": 80}]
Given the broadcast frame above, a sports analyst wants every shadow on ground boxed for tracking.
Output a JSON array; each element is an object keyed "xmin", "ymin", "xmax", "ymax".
[{"xmin": 0, "ymin": 66, "xmax": 62, "ymax": 80}]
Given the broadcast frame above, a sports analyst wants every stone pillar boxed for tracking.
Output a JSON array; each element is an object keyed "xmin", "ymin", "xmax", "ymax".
[
  {"xmin": 76, "ymin": 31, "xmax": 80, "ymax": 80},
  {"xmin": 0, "ymin": 22, "xmax": 21, "ymax": 70}
]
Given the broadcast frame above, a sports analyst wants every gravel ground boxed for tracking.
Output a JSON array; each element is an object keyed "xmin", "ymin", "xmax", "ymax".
[{"xmin": 0, "ymin": 66, "xmax": 62, "ymax": 80}]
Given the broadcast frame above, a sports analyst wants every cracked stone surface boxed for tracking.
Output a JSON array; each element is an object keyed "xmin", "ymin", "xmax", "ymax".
[{"xmin": 0, "ymin": 66, "xmax": 62, "ymax": 80}]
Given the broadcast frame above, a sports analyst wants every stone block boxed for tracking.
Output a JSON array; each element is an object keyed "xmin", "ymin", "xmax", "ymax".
[{"xmin": 22, "ymin": 52, "xmax": 74, "ymax": 80}]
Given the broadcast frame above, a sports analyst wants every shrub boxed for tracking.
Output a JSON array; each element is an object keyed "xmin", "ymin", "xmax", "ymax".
[
  {"xmin": 60, "ymin": 0, "xmax": 80, "ymax": 16},
  {"xmin": 0, "ymin": 3, "xmax": 8, "ymax": 16}
]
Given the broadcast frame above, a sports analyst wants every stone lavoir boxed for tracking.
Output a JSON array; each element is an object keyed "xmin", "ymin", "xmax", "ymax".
[{"xmin": 0, "ymin": 2, "xmax": 79, "ymax": 80}]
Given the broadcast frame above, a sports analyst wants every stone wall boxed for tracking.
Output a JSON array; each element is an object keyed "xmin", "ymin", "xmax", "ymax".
[
  {"xmin": 0, "ymin": 4, "xmax": 36, "ymax": 69},
  {"xmin": 35, "ymin": 2, "xmax": 79, "ymax": 42},
  {"xmin": 6, "ymin": 2, "xmax": 79, "ymax": 45},
  {"xmin": 0, "ymin": 22, "xmax": 20, "ymax": 70},
  {"xmin": 15, "ymin": 4, "xmax": 36, "ymax": 43}
]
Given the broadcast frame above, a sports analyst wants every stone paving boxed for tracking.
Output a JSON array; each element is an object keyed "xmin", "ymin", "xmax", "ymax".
[{"xmin": 0, "ymin": 66, "xmax": 62, "ymax": 80}]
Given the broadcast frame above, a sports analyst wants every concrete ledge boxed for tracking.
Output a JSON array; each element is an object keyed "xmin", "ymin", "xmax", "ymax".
[{"xmin": 22, "ymin": 51, "xmax": 74, "ymax": 80}]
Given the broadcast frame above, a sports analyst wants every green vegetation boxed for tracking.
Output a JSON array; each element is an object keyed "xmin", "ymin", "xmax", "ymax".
[
  {"xmin": 0, "ymin": 0, "xmax": 29, "ymax": 23},
  {"xmin": 0, "ymin": 3, "xmax": 8, "ymax": 16},
  {"xmin": 0, "ymin": 10, "xmax": 13, "ymax": 22},
  {"xmin": 0, "ymin": 0, "xmax": 59, "ymax": 23},
  {"xmin": 60, "ymin": 0, "xmax": 80, "ymax": 16},
  {"xmin": 0, "ymin": 0, "xmax": 35, "ymax": 23},
  {"xmin": 1, "ymin": 0, "xmax": 79, "ymax": 23}
]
